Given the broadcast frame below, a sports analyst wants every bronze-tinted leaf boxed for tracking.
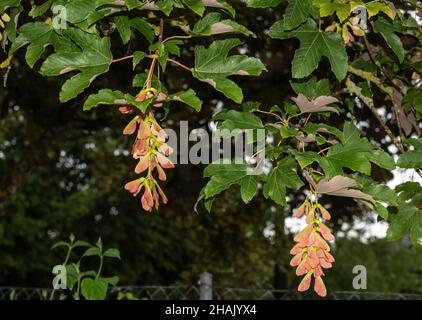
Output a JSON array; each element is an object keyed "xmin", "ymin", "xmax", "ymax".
[
  {"xmin": 295, "ymin": 133, "xmax": 316, "ymax": 143},
  {"xmin": 393, "ymin": 88, "xmax": 420, "ymax": 136},
  {"xmin": 313, "ymin": 176, "xmax": 375, "ymax": 203},
  {"xmin": 291, "ymin": 94, "xmax": 339, "ymax": 114}
]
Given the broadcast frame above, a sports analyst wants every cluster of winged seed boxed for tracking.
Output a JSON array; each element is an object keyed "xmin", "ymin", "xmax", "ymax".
[
  {"xmin": 121, "ymin": 88, "xmax": 173, "ymax": 212},
  {"xmin": 290, "ymin": 201, "xmax": 335, "ymax": 297}
]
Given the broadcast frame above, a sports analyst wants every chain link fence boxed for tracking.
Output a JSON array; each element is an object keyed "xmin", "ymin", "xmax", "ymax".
[
  {"xmin": 114, "ymin": 286, "xmax": 422, "ymax": 300},
  {"xmin": 0, "ymin": 286, "xmax": 421, "ymax": 300},
  {"xmin": 1, "ymin": 273, "xmax": 421, "ymax": 300}
]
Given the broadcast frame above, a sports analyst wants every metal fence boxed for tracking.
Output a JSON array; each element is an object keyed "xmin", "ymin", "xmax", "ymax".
[
  {"xmin": 1, "ymin": 273, "xmax": 421, "ymax": 300},
  {"xmin": 1, "ymin": 286, "xmax": 421, "ymax": 300},
  {"xmin": 111, "ymin": 286, "xmax": 422, "ymax": 300}
]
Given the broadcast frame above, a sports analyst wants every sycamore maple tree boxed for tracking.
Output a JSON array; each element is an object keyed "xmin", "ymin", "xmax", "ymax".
[{"xmin": 1, "ymin": 0, "xmax": 421, "ymax": 298}]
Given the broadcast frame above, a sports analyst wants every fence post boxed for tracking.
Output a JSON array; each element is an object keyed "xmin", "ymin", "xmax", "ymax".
[{"xmin": 199, "ymin": 272, "xmax": 213, "ymax": 300}]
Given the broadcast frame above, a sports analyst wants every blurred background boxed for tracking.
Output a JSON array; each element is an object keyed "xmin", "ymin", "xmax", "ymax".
[{"xmin": 0, "ymin": 3, "xmax": 421, "ymax": 296}]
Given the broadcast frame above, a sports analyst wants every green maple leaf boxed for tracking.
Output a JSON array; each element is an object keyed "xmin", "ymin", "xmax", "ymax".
[
  {"xmin": 282, "ymin": 0, "xmax": 319, "ymax": 30},
  {"xmin": 192, "ymin": 39, "xmax": 265, "ymax": 103},
  {"xmin": 190, "ymin": 12, "xmax": 254, "ymax": 37},
  {"xmin": 0, "ymin": 0, "xmax": 20, "ymax": 14},
  {"xmin": 81, "ymin": 278, "xmax": 108, "ymax": 300},
  {"xmin": 10, "ymin": 22, "xmax": 76, "ymax": 68},
  {"xmin": 155, "ymin": 0, "xmax": 212, "ymax": 16},
  {"xmin": 290, "ymin": 77, "xmax": 331, "ymax": 99},
  {"xmin": 240, "ymin": 175, "xmax": 259, "ymax": 203},
  {"xmin": 319, "ymin": 143, "xmax": 373, "ymax": 177},
  {"xmin": 204, "ymin": 163, "xmax": 249, "ymax": 198},
  {"xmin": 183, "ymin": 0, "xmax": 205, "ymax": 16},
  {"xmin": 373, "ymin": 16, "xmax": 405, "ymax": 63},
  {"xmin": 313, "ymin": 0, "xmax": 352, "ymax": 22},
  {"xmin": 246, "ymin": 0, "xmax": 282, "ymax": 8},
  {"xmin": 387, "ymin": 202, "xmax": 422, "ymax": 247},
  {"xmin": 39, "ymin": 27, "xmax": 113, "ymax": 103},
  {"xmin": 269, "ymin": 19, "xmax": 348, "ymax": 80},
  {"xmin": 203, "ymin": 162, "xmax": 262, "ymax": 204},
  {"xmin": 65, "ymin": 0, "xmax": 96, "ymax": 24},
  {"xmin": 83, "ymin": 89, "xmax": 153, "ymax": 113},
  {"xmin": 155, "ymin": 0, "xmax": 174, "ymax": 15},
  {"xmin": 263, "ymin": 157, "xmax": 304, "ymax": 205},
  {"xmin": 403, "ymin": 89, "xmax": 422, "ymax": 116},
  {"xmin": 319, "ymin": 122, "xmax": 395, "ymax": 177},
  {"xmin": 212, "ymin": 110, "xmax": 264, "ymax": 130},
  {"xmin": 313, "ymin": 0, "xmax": 394, "ymax": 22},
  {"xmin": 169, "ymin": 89, "xmax": 202, "ymax": 112},
  {"xmin": 398, "ymin": 139, "xmax": 422, "ymax": 169},
  {"xmin": 366, "ymin": 1, "xmax": 395, "ymax": 20},
  {"xmin": 113, "ymin": 16, "xmax": 155, "ymax": 45}
]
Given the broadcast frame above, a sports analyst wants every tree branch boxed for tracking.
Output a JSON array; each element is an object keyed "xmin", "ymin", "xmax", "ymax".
[
  {"xmin": 348, "ymin": 66, "xmax": 408, "ymax": 148},
  {"xmin": 167, "ymin": 59, "xmax": 193, "ymax": 72},
  {"xmin": 112, "ymin": 55, "xmax": 134, "ymax": 63},
  {"xmin": 163, "ymin": 35, "xmax": 192, "ymax": 43},
  {"xmin": 345, "ymin": 77, "xmax": 404, "ymax": 153}
]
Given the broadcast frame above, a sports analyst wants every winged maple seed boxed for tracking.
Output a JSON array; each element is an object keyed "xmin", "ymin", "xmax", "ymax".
[
  {"xmin": 291, "ymin": 94, "xmax": 339, "ymax": 114},
  {"xmin": 290, "ymin": 174, "xmax": 376, "ymax": 296},
  {"xmin": 120, "ymin": 88, "xmax": 174, "ymax": 212},
  {"xmin": 290, "ymin": 200, "xmax": 335, "ymax": 297}
]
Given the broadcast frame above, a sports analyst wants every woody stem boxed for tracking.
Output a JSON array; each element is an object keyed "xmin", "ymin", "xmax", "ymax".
[
  {"xmin": 167, "ymin": 59, "xmax": 193, "ymax": 72},
  {"xmin": 157, "ymin": 18, "xmax": 164, "ymax": 81},
  {"xmin": 146, "ymin": 58, "xmax": 157, "ymax": 88},
  {"xmin": 112, "ymin": 55, "xmax": 134, "ymax": 63},
  {"xmin": 252, "ymin": 109, "xmax": 283, "ymax": 121},
  {"xmin": 163, "ymin": 35, "xmax": 192, "ymax": 43},
  {"xmin": 146, "ymin": 19, "xmax": 164, "ymax": 87}
]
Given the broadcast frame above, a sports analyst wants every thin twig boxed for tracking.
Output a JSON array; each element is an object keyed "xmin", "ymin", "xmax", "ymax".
[
  {"xmin": 348, "ymin": 65, "xmax": 393, "ymax": 95},
  {"xmin": 157, "ymin": 19, "xmax": 164, "ymax": 82},
  {"xmin": 252, "ymin": 109, "xmax": 284, "ymax": 121},
  {"xmin": 146, "ymin": 58, "xmax": 157, "ymax": 88},
  {"xmin": 349, "ymin": 66, "xmax": 404, "ymax": 146},
  {"xmin": 317, "ymin": 147, "xmax": 330, "ymax": 155},
  {"xmin": 159, "ymin": 18, "xmax": 164, "ymax": 42},
  {"xmin": 345, "ymin": 77, "xmax": 404, "ymax": 153},
  {"xmin": 349, "ymin": 66, "xmax": 405, "ymax": 152},
  {"xmin": 361, "ymin": 38, "xmax": 407, "ymax": 143},
  {"xmin": 112, "ymin": 55, "xmax": 134, "ymax": 63},
  {"xmin": 147, "ymin": 19, "xmax": 164, "ymax": 87},
  {"xmin": 363, "ymin": 36, "xmax": 382, "ymax": 70},
  {"xmin": 167, "ymin": 59, "xmax": 193, "ymax": 72},
  {"xmin": 303, "ymin": 113, "xmax": 312, "ymax": 126},
  {"xmin": 163, "ymin": 35, "xmax": 192, "ymax": 43}
]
